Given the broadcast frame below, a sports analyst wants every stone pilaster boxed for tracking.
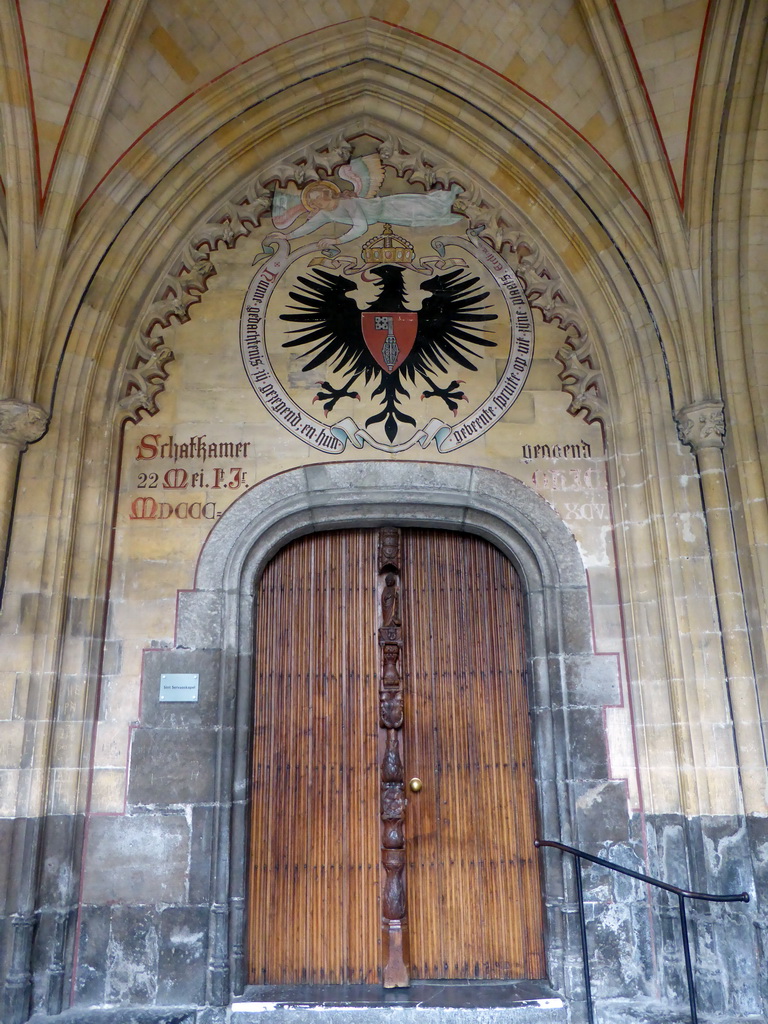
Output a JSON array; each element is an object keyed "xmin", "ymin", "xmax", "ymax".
[
  {"xmin": 676, "ymin": 400, "xmax": 767, "ymax": 815},
  {"xmin": 0, "ymin": 399, "xmax": 49, "ymax": 591}
]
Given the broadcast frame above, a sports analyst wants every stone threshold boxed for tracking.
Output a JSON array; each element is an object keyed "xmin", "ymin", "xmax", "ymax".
[
  {"xmin": 26, "ymin": 992, "xmax": 766, "ymax": 1024},
  {"xmin": 28, "ymin": 1010, "xmax": 198, "ymax": 1024},
  {"xmin": 229, "ymin": 980, "xmax": 566, "ymax": 1022},
  {"xmin": 235, "ymin": 978, "xmax": 564, "ymax": 1007}
]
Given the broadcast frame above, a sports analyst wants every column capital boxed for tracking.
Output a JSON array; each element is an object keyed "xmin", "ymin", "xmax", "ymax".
[
  {"xmin": 0, "ymin": 399, "xmax": 49, "ymax": 451},
  {"xmin": 675, "ymin": 400, "xmax": 725, "ymax": 452}
]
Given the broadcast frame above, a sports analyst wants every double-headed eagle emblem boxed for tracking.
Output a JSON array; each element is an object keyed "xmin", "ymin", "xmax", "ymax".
[{"xmin": 281, "ymin": 260, "xmax": 498, "ymax": 442}]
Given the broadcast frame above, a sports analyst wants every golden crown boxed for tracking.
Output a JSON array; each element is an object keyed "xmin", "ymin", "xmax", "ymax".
[{"xmin": 361, "ymin": 224, "xmax": 415, "ymax": 266}]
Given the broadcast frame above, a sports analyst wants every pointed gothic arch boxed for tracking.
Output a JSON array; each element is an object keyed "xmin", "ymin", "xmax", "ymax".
[
  {"xmin": 22, "ymin": 106, "xmax": 732, "ymax": 1022},
  {"xmin": 51, "ymin": 31, "xmax": 675, "ymax": 420}
]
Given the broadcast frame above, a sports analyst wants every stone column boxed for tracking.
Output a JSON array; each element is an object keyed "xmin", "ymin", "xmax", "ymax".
[
  {"xmin": 0, "ymin": 399, "xmax": 49, "ymax": 588},
  {"xmin": 0, "ymin": 400, "xmax": 48, "ymax": 1023},
  {"xmin": 676, "ymin": 400, "xmax": 767, "ymax": 814}
]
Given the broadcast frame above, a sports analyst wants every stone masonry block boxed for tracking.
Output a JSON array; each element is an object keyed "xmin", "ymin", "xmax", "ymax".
[
  {"xmin": 572, "ymin": 780, "xmax": 630, "ymax": 847},
  {"xmin": 564, "ymin": 706, "xmax": 610, "ymax": 779},
  {"xmin": 128, "ymin": 728, "xmax": 217, "ymax": 807},
  {"xmin": 82, "ymin": 814, "xmax": 189, "ymax": 905},
  {"xmin": 156, "ymin": 905, "xmax": 208, "ymax": 1005},
  {"xmin": 188, "ymin": 804, "xmax": 214, "ymax": 905},
  {"xmin": 73, "ymin": 904, "xmax": 111, "ymax": 1005},
  {"xmin": 558, "ymin": 587, "xmax": 593, "ymax": 654},
  {"xmin": 564, "ymin": 654, "xmax": 620, "ymax": 707},
  {"xmin": 105, "ymin": 905, "xmax": 158, "ymax": 1005},
  {"xmin": 139, "ymin": 648, "xmax": 222, "ymax": 729},
  {"xmin": 175, "ymin": 590, "xmax": 222, "ymax": 649}
]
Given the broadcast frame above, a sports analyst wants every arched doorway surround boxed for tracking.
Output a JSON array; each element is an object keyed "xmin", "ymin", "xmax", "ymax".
[{"xmin": 173, "ymin": 461, "xmax": 617, "ymax": 1005}]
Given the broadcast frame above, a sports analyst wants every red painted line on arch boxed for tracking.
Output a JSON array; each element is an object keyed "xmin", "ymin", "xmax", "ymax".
[
  {"xmin": 42, "ymin": 0, "xmax": 113, "ymax": 208},
  {"xmin": 14, "ymin": 0, "xmax": 42, "ymax": 212},
  {"xmin": 76, "ymin": 17, "xmax": 649, "ymax": 222},
  {"xmin": 681, "ymin": 0, "xmax": 714, "ymax": 207},
  {"xmin": 610, "ymin": 0, "xmax": 684, "ymax": 209},
  {"xmin": 376, "ymin": 19, "xmax": 650, "ymax": 219},
  {"xmin": 76, "ymin": 19, "xmax": 347, "ymax": 215}
]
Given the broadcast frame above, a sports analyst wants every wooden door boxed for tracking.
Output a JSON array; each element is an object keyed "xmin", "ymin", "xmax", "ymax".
[
  {"xmin": 401, "ymin": 530, "xmax": 546, "ymax": 980},
  {"xmin": 248, "ymin": 531, "xmax": 381, "ymax": 985},
  {"xmin": 248, "ymin": 528, "xmax": 545, "ymax": 985}
]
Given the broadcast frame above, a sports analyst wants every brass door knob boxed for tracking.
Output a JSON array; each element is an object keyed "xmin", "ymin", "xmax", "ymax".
[{"xmin": 408, "ymin": 777, "xmax": 423, "ymax": 793}]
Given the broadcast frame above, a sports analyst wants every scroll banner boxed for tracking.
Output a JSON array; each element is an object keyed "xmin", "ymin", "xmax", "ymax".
[
  {"xmin": 240, "ymin": 230, "xmax": 534, "ymax": 454},
  {"xmin": 330, "ymin": 416, "xmax": 454, "ymax": 453}
]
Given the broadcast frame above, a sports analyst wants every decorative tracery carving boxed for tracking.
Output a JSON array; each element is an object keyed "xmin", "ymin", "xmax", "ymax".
[
  {"xmin": 556, "ymin": 333, "xmax": 608, "ymax": 424},
  {"xmin": 119, "ymin": 127, "xmax": 603, "ymax": 427}
]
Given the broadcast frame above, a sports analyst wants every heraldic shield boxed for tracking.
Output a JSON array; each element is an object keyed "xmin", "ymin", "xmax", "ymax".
[{"xmin": 361, "ymin": 312, "xmax": 418, "ymax": 373}]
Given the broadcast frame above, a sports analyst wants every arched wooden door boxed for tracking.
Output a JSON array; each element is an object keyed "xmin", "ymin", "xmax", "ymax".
[{"xmin": 247, "ymin": 528, "xmax": 545, "ymax": 986}]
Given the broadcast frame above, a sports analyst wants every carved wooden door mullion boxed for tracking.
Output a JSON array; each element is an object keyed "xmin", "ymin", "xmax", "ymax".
[{"xmin": 377, "ymin": 527, "xmax": 409, "ymax": 988}]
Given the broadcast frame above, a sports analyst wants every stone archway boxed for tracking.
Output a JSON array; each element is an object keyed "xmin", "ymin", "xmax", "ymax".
[{"xmin": 164, "ymin": 461, "xmax": 619, "ymax": 1007}]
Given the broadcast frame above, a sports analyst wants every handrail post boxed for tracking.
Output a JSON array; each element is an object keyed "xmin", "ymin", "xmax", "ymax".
[
  {"xmin": 535, "ymin": 838, "xmax": 749, "ymax": 1024},
  {"xmin": 678, "ymin": 894, "xmax": 698, "ymax": 1024},
  {"xmin": 574, "ymin": 854, "xmax": 595, "ymax": 1024}
]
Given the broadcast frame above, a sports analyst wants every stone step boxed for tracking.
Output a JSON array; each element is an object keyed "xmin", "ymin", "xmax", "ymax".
[
  {"xmin": 591, "ymin": 1000, "xmax": 767, "ymax": 1024},
  {"xmin": 28, "ymin": 997, "xmax": 768, "ymax": 1023},
  {"xmin": 230, "ymin": 981, "xmax": 567, "ymax": 1024}
]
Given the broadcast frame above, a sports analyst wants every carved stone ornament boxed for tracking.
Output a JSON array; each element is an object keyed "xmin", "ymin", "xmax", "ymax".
[
  {"xmin": 557, "ymin": 333, "xmax": 608, "ymax": 424},
  {"xmin": 0, "ymin": 399, "xmax": 49, "ymax": 450},
  {"xmin": 675, "ymin": 400, "xmax": 726, "ymax": 452},
  {"xmin": 120, "ymin": 123, "xmax": 602, "ymax": 428}
]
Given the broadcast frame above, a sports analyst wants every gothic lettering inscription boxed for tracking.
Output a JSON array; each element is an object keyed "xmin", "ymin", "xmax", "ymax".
[
  {"xmin": 126, "ymin": 432, "xmax": 251, "ymax": 523},
  {"xmin": 531, "ymin": 468, "xmax": 598, "ymax": 491},
  {"xmin": 564, "ymin": 503, "xmax": 609, "ymax": 521},
  {"xmin": 521, "ymin": 440, "xmax": 592, "ymax": 460}
]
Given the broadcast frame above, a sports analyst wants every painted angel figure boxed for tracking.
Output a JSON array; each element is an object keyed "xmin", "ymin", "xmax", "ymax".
[{"xmin": 271, "ymin": 154, "xmax": 463, "ymax": 244}]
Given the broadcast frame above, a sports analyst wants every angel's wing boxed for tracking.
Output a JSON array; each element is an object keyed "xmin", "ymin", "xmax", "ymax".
[{"xmin": 337, "ymin": 154, "xmax": 386, "ymax": 198}]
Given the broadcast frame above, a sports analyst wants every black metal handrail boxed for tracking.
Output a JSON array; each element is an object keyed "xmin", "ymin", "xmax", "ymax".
[{"xmin": 535, "ymin": 838, "xmax": 750, "ymax": 1024}]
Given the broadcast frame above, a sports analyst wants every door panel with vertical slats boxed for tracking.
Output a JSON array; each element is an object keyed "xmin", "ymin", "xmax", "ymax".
[
  {"xmin": 248, "ymin": 531, "xmax": 381, "ymax": 984},
  {"xmin": 401, "ymin": 529, "xmax": 546, "ymax": 980},
  {"xmin": 248, "ymin": 527, "xmax": 545, "ymax": 985}
]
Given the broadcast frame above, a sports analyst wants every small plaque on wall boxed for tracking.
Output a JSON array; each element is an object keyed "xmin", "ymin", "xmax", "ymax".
[{"xmin": 159, "ymin": 673, "xmax": 199, "ymax": 702}]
